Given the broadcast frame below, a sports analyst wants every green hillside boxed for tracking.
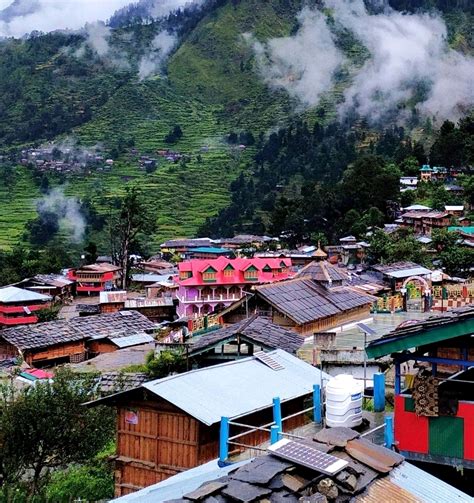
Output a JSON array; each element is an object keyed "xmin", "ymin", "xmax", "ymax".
[{"xmin": 0, "ymin": 0, "xmax": 472, "ymax": 251}]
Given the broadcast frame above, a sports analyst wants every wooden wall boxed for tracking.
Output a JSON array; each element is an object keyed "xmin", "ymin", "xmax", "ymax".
[
  {"xmin": 88, "ymin": 340, "xmax": 118, "ymax": 355},
  {"xmin": 115, "ymin": 400, "xmax": 200, "ymax": 497},
  {"xmin": 26, "ymin": 341, "xmax": 86, "ymax": 365},
  {"xmin": 0, "ymin": 340, "xmax": 19, "ymax": 360},
  {"xmin": 114, "ymin": 395, "xmax": 311, "ymax": 496}
]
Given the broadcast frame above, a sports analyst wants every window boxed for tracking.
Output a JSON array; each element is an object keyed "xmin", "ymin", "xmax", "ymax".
[
  {"xmin": 224, "ymin": 264, "xmax": 234, "ymax": 277},
  {"xmin": 179, "ymin": 271, "xmax": 192, "ymax": 280},
  {"xmin": 202, "ymin": 266, "xmax": 217, "ymax": 282},
  {"xmin": 244, "ymin": 265, "xmax": 258, "ymax": 281}
]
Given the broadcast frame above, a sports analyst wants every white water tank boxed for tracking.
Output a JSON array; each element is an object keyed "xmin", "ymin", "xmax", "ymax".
[{"xmin": 325, "ymin": 374, "xmax": 363, "ymax": 428}]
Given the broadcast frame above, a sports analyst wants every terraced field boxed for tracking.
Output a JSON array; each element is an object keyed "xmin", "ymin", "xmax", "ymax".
[{"xmin": 0, "ymin": 168, "xmax": 40, "ymax": 249}]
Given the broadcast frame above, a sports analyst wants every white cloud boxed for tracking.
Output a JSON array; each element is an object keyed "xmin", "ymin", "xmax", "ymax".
[
  {"xmin": 0, "ymin": 0, "xmax": 200, "ymax": 38},
  {"xmin": 0, "ymin": 0, "xmax": 135, "ymax": 37},
  {"xmin": 138, "ymin": 30, "xmax": 176, "ymax": 79},
  {"xmin": 326, "ymin": 0, "xmax": 474, "ymax": 121},
  {"xmin": 253, "ymin": 0, "xmax": 474, "ymax": 122},
  {"xmin": 250, "ymin": 8, "xmax": 345, "ymax": 107}
]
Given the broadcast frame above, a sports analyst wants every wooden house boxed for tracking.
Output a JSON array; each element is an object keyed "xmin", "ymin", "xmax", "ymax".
[
  {"xmin": 367, "ymin": 307, "xmax": 474, "ymax": 469},
  {"xmin": 0, "ymin": 311, "xmax": 155, "ymax": 366},
  {"xmin": 252, "ymin": 278, "xmax": 375, "ymax": 336},
  {"xmin": 67, "ymin": 263, "xmax": 122, "ymax": 295},
  {"xmin": 0, "ymin": 286, "xmax": 51, "ymax": 327},
  {"xmin": 15, "ymin": 274, "xmax": 74, "ymax": 303},
  {"xmin": 188, "ymin": 315, "xmax": 304, "ymax": 366},
  {"xmin": 89, "ymin": 349, "xmax": 328, "ymax": 496}
]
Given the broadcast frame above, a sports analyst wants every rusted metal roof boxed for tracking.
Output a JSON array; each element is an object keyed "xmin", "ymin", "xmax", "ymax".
[
  {"xmin": 358, "ymin": 476, "xmax": 421, "ymax": 502},
  {"xmin": 345, "ymin": 437, "xmax": 404, "ymax": 473}
]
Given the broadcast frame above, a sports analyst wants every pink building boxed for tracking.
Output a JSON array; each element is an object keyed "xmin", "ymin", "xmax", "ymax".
[{"xmin": 176, "ymin": 257, "xmax": 292, "ymax": 318}]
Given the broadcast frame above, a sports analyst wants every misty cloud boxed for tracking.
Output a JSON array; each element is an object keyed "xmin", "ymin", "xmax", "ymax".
[
  {"xmin": 254, "ymin": 0, "xmax": 474, "ymax": 122},
  {"xmin": 0, "ymin": 0, "xmax": 132, "ymax": 37},
  {"xmin": 326, "ymin": 0, "xmax": 474, "ymax": 121},
  {"xmin": 250, "ymin": 8, "xmax": 345, "ymax": 107},
  {"xmin": 38, "ymin": 188, "xmax": 86, "ymax": 243},
  {"xmin": 138, "ymin": 30, "xmax": 176, "ymax": 80}
]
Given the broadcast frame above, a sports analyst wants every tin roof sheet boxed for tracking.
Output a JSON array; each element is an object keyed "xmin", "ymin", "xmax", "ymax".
[
  {"xmin": 142, "ymin": 349, "xmax": 329, "ymax": 425},
  {"xmin": 110, "ymin": 333, "xmax": 154, "ymax": 348},
  {"xmin": 0, "ymin": 286, "xmax": 51, "ymax": 303},
  {"xmin": 388, "ymin": 462, "xmax": 471, "ymax": 502}
]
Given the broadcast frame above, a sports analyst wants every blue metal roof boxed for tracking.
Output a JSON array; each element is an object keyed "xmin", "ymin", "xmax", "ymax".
[
  {"xmin": 142, "ymin": 349, "xmax": 328, "ymax": 426},
  {"xmin": 188, "ymin": 247, "xmax": 232, "ymax": 254},
  {"xmin": 113, "ymin": 459, "xmax": 250, "ymax": 502},
  {"xmin": 389, "ymin": 462, "xmax": 471, "ymax": 502}
]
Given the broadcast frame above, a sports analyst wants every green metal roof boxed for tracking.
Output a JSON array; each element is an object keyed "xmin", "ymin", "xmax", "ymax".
[
  {"xmin": 449, "ymin": 226, "xmax": 474, "ymax": 235},
  {"xmin": 366, "ymin": 317, "xmax": 474, "ymax": 359}
]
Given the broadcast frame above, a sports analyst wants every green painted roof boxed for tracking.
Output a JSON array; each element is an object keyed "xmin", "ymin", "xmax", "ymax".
[
  {"xmin": 449, "ymin": 226, "xmax": 474, "ymax": 235},
  {"xmin": 366, "ymin": 310, "xmax": 474, "ymax": 359},
  {"xmin": 420, "ymin": 165, "xmax": 433, "ymax": 172}
]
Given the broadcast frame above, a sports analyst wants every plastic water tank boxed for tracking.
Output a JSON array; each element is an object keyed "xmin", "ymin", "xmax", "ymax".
[{"xmin": 325, "ymin": 374, "xmax": 363, "ymax": 428}]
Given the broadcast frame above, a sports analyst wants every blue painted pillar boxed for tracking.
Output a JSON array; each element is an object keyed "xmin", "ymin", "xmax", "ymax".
[
  {"xmin": 270, "ymin": 424, "xmax": 280, "ymax": 445},
  {"xmin": 374, "ymin": 372, "xmax": 385, "ymax": 412},
  {"xmin": 273, "ymin": 397, "xmax": 282, "ymax": 432},
  {"xmin": 313, "ymin": 384, "xmax": 322, "ymax": 423},
  {"xmin": 219, "ymin": 416, "xmax": 229, "ymax": 464},
  {"xmin": 384, "ymin": 416, "xmax": 394, "ymax": 449},
  {"xmin": 395, "ymin": 362, "xmax": 401, "ymax": 395}
]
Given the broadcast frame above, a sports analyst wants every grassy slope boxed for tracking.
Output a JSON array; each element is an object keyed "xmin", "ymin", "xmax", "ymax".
[{"xmin": 43, "ymin": 0, "xmax": 304, "ymax": 250}]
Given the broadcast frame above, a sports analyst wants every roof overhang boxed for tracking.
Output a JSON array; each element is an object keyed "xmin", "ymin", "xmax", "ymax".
[{"xmin": 366, "ymin": 317, "xmax": 474, "ymax": 359}]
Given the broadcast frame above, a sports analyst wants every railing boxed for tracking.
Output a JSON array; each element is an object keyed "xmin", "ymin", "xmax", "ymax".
[
  {"xmin": 177, "ymin": 293, "xmax": 241, "ymax": 303},
  {"xmin": 218, "ymin": 373, "xmax": 390, "ymax": 465},
  {"xmin": 219, "ymin": 385, "xmax": 322, "ymax": 464}
]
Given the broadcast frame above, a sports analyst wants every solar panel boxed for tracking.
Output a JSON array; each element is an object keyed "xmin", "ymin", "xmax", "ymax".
[
  {"xmin": 356, "ymin": 322, "xmax": 377, "ymax": 336},
  {"xmin": 254, "ymin": 351, "xmax": 284, "ymax": 371},
  {"xmin": 268, "ymin": 439, "xmax": 348, "ymax": 475}
]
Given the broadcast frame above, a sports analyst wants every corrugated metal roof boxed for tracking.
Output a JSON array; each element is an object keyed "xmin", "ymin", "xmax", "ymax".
[
  {"xmin": 388, "ymin": 462, "xmax": 471, "ymax": 502},
  {"xmin": 358, "ymin": 476, "xmax": 421, "ymax": 502},
  {"xmin": 114, "ymin": 459, "xmax": 251, "ymax": 503},
  {"xmin": 0, "ymin": 286, "xmax": 51, "ymax": 303},
  {"xmin": 131, "ymin": 273, "xmax": 175, "ymax": 283},
  {"xmin": 110, "ymin": 333, "xmax": 154, "ymax": 348},
  {"xmin": 142, "ymin": 349, "xmax": 329, "ymax": 426},
  {"xmin": 385, "ymin": 267, "xmax": 432, "ymax": 278}
]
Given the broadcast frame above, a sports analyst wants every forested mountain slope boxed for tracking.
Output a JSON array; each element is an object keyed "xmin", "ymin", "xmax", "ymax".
[{"xmin": 0, "ymin": 0, "xmax": 472, "ymax": 251}]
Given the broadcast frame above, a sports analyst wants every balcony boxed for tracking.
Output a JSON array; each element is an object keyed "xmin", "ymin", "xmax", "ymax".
[{"xmin": 177, "ymin": 293, "xmax": 242, "ymax": 304}]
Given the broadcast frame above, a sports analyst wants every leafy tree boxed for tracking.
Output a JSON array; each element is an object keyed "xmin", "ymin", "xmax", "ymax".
[
  {"xmin": 108, "ymin": 186, "xmax": 156, "ymax": 288},
  {"xmin": 145, "ymin": 349, "xmax": 187, "ymax": 378},
  {"xmin": 0, "ymin": 369, "xmax": 114, "ymax": 493},
  {"xmin": 25, "ymin": 211, "xmax": 59, "ymax": 246},
  {"xmin": 339, "ymin": 156, "xmax": 401, "ymax": 216},
  {"xmin": 164, "ymin": 124, "xmax": 183, "ymax": 144},
  {"xmin": 35, "ymin": 306, "xmax": 60, "ymax": 323}
]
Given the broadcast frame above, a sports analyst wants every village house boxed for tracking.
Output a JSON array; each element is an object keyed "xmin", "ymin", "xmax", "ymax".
[
  {"xmin": 445, "ymin": 205, "xmax": 465, "ymax": 218},
  {"xmin": 160, "ymin": 238, "xmax": 215, "ymax": 257},
  {"xmin": 176, "ymin": 256, "xmax": 292, "ymax": 318},
  {"xmin": 400, "ymin": 175, "xmax": 418, "ymax": 191},
  {"xmin": 0, "ymin": 286, "xmax": 51, "ymax": 327},
  {"xmin": 367, "ymin": 307, "xmax": 474, "ymax": 470},
  {"xmin": 88, "ymin": 349, "xmax": 328, "ymax": 496},
  {"xmin": 399, "ymin": 209, "xmax": 451, "ymax": 235},
  {"xmin": 185, "ymin": 246, "xmax": 233, "ymax": 260},
  {"xmin": 187, "ymin": 315, "xmax": 304, "ymax": 366},
  {"xmin": 99, "ymin": 292, "xmax": 176, "ymax": 323},
  {"xmin": 247, "ymin": 278, "xmax": 375, "ymax": 336},
  {"xmin": 67, "ymin": 263, "xmax": 122, "ymax": 295},
  {"xmin": 15, "ymin": 274, "xmax": 74, "ymax": 302},
  {"xmin": 0, "ymin": 310, "xmax": 155, "ymax": 366}
]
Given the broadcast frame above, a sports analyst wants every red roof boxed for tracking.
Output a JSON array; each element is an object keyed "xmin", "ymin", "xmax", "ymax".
[
  {"xmin": 177, "ymin": 257, "xmax": 292, "ymax": 286},
  {"xmin": 25, "ymin": 369, "xmax": 54, "ymax": 379}
]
